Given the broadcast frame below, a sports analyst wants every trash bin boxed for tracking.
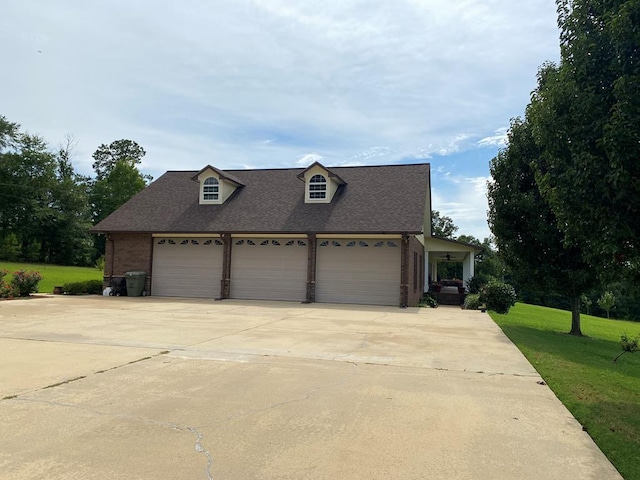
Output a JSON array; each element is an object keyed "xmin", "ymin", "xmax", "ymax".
[{"xmin": 125, "ymin": 271, "xmax": 146, "ymax": 297}]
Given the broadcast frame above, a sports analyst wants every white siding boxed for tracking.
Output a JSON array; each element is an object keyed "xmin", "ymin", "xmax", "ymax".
[{"xmin": 152, "ymin": 238, "xmax": 223, "ymax": 298}]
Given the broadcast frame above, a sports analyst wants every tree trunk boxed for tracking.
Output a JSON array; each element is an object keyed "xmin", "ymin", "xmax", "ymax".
[{"xmin": 570, "ymin": 295, "xmax": 583, "ymax": 336}]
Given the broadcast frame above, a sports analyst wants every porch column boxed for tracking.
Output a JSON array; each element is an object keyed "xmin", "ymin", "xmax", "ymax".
[{"xmin": 462, "ymin": 252, "xmax": 474, "ymax": 285}]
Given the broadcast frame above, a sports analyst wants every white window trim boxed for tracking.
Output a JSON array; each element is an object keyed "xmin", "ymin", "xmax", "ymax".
[
  {"xmin": 201, "ymin": 176, "xmax": 221, "ymax": 204},
  {"xmin": 308, "ymin": 174, "xmax": 327, "ymax": 201}
]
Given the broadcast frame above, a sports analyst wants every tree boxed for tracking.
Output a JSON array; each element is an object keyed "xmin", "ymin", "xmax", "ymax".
[
  {"xmin": 488, "ymin": 117, "xmax": 597, "ymax": 336},
  {"xmin": 528, "ymin": 0, "xmax": 640, "ymax": 278},
  {"xmin": 92, "ymin": 139, "xmax": 149, "ymax": 181},
  {"xmin": 0, "ymin": 119, "xmax": 94, "ymax": 265},
  {"xmin": 44, "ymin": 136, "xmax": 94, "ymax": 265},
  {"xmin": 598, "ymin": 291, "xmax": 616, "ymax": 319},
  {"xmin": 431, "ymin": 210, "xmax": 458, "ymax": 238},
  {"xmin": 90, "ymin": 139, "xmax": 152, "ymax": 258}
]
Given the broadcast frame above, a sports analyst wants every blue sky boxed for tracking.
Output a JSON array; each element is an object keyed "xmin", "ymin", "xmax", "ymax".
[{"xmin": 1, "ymin": 0, "xmax": 560, "ymax": 239}]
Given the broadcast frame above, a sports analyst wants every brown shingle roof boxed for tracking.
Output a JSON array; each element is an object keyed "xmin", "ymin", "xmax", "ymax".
[{"xmin": 92, "ymin": 163, "xmax": 430, "ymax": 234}]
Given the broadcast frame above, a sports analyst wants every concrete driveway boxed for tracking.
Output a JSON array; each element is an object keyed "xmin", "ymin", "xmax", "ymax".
[{"xmin": 0, "ymin": 296, "xmax": 621, "ymax": 480}]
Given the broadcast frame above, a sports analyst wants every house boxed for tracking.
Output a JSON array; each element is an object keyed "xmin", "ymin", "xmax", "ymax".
[{"xmin": 92, "ymin": 162, "xmax": 477, "ymax": 307}]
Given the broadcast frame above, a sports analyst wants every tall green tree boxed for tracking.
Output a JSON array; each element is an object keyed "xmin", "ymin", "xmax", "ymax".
[
  {"xmin": 488, "ymin": 117, "xmax": 597, "ymax": 335},
  {"xmin": 528, "ymin": 0, "xmax": 640, "ymax": 278},
  {"xmin": 90, "ymin": 139, "xmax": 152, "ymax": 257},
  {"xmin": 431, "ymin": 210, "xmax": 458, "ymax": 239},
  {"xmin": 43, "ymin": 137, "xmax": 94, "ymax": 265},
  {"xmin": 0, "ymin": 118, "xmax": 94, "ymax": 265}
]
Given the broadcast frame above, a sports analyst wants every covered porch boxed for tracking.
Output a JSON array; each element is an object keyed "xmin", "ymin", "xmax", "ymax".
[{"xmin": 423, "ymin": 236, "xmax": 482, "ymax": 292}]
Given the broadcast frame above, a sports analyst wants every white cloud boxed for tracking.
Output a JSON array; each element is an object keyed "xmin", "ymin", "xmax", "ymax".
[
  {"xmin": 296, "ymin": 153, "xmax": 324, "ymax": 166},
  {"xmin": 1, "ymin": 0, "xmax": 560, "ymax": 226},
  {"xmin": 432, "ymin": 174, "xmax": 491, "ymax": 240},
  {"xmin": 478, "ymin": 128, "xmax": 509, "ymax": 148}
]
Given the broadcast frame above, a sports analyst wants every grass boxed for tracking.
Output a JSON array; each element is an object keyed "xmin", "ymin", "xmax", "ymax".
[
  {"xmin": 0, "ymin": 261, "xmax": 103, "ymax": 294},
  {"xmin": 490, "ymin": 303, "xmax": 640, "ymax": 480}
]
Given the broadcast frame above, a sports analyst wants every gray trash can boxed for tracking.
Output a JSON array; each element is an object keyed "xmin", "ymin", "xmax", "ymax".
[{"xmin": 125, "ymin": 271, "xmax": 146, "ymax": 297}]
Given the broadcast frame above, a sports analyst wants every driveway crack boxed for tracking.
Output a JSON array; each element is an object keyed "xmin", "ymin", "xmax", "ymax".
[
  {"xmin": 331, "ymin": 333, "xmax": 369, "ymax": 362},
  {"xmin": 188, "ymin": 427, "xmax": 214, "ymax": 480},
  {"xmin": 4, "ymin": 397, "xmax": 214, "ymax": 479}
]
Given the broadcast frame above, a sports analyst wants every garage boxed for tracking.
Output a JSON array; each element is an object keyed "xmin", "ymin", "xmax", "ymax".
[
  {"xmin": 316, "ymin": 239, "xmax": 401, "ymax": 305},
  {"xmin": 152, "ymin": 237, "xmax": 223, "ymax": 298},
  {"xmin": 230, "ymin": 238, "xmax": 308, "ymax": 302}
]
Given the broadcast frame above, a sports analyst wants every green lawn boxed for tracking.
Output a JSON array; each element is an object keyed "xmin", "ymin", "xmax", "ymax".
[
  {"xmin": 491, "ymin": 303, "xmax": 640, "ymax": 480},
  {"xmin": 0, "ymin": 262, "xmax": 103, "ymax": 294}
]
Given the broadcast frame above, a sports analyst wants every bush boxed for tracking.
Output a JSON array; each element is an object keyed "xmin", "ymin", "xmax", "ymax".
[
  {"xmin": 480, "ymin": 281, "xmax": 517, "ymax": 314},
  {"xmin": 463, "ymin": 294, "xmax": 482, "ymax": 310},
  {"xmin": 419, "ymin": 293, "xmax": 438, "ymax": 308},
  {"xmin": 63, "ymin": 280, "xmax": 104, "ymax": 295},
  {"xmin": 10, "ymin": 270, "xmax": 43, "ymax": 297},
  {"xmin": 95, "ymin": 255, "xmax": 106, "ymax": 272},
  {"xmin": 0, "ymin": 269, "xmax": 16, "ymax": 298},
  {"xmin": 466, "ymin": 275, "xmax": 487, "ymax": 294}
]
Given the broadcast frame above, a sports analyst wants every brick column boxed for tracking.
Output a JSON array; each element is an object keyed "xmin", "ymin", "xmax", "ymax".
[
  {"xmin": 306, "ymin": 233, "xmax": 317, "ymax": 303},
  {"xmin": 220, "ymin": 234, "xmax": 232, "ymax": 299},
  {"xmin": 400, "ymin": 234, "xmax": 409, "ymax": 307}
]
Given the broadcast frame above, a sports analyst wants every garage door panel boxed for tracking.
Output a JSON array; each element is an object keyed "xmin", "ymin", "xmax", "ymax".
[
  {"xmin": 316, "ymin": 240, "xmax": 400, "ymax": 306},
  {"xmin": 152, "ymin": 238, "xmax": 223, "ymax": 298},
  {"xmin": 231, "ymin": 239, "xmax": 307, "ymax": 302}
]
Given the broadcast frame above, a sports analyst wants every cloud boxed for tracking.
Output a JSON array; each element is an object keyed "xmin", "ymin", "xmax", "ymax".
[
  {"xmin": 431, "ymin": 174, "xmax": 491, "ymax": 241},
  {"xmin": 0, "ymin": 0, "xmax": 560, "ymax": 227},
  {"xmin": 478, "ymin": 128, "xmax": 509, "ymax": 148},
  {"xmin": 296, "ymin": 153, "xmax": 324, "ymax": 166}
]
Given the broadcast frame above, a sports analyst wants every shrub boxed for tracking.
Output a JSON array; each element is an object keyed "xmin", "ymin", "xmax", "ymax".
[
  {"xmin": 463, "ymin": 294, "xmax": 482, "ymax": 310},
  {"xmin": 95, "ymin": 255, "xmax": 106, "ymax": 272},
  {"xmin": 63, "ymin": 280, "xmax": 104, "ymax": 295},
  {"xmin": 614, "ymin": 333, "xmax": 639, "ymax": 363},
  {"xmin": 0, "ymin": 269, "xmax": 16, "ymax": 298},
  {"xmin": 10, "ymin": 270, "xmax": 43, "ymax": 297},
  {"xmin": 419, "ymin": 293, "xmax": 438, "ymax": 308},
  {"xmin": 479, "ymin": 281, "xmax": 517, "ymax": 314},
  {"xmin": 466, "ymin": 275, "xmax": 486, "ymax": 295}
]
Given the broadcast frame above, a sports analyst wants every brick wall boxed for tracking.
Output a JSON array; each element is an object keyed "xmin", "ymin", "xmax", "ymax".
[
  {"xmin": 407, "ymin": 236, "xmax": 425, "ymax": 307},
  {"xmin": 103, "ymin": 233, "xmax": 153, "ymax": 293}
]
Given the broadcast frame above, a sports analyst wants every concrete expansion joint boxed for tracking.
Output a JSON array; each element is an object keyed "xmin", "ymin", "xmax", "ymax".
[
  {"xmin": 187, "ymin": 427, "xmax": 214, "ymax": 480},
  {"xmin": 1, "ymin": 351, "xmax": 170, "ymax": 401},
  {"xmin": 182, "ymin": 317, "xmax": 294, "ymax": 348},
  {"xmin": 432, "ymin": 367, "xmax": 541, "ymax": 378}
]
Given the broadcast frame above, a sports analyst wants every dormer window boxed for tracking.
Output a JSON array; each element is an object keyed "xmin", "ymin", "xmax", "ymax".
[
  {"xmin": 203, "ymin": 177, "xmax": 219, "ymax": 201},
  {"xmin": 194, "ymin": 165, "xmax": 244, "ymax": 205},
  {"xmin": 309, "ymin": 174, "xmax": 327, "ymax": 199},
  {"xmin": 298, "ymin": 161, "xmax": 346, "ymax": 204}
]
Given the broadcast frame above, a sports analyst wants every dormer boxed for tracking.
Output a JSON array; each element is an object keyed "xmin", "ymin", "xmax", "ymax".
[
  {"xmin": 297, "ymin": 161, "xmax": 346, "ymax": 203},
  {"xmin": 193, "ymin": 165, "xmax": 244, "ymax": 205}
]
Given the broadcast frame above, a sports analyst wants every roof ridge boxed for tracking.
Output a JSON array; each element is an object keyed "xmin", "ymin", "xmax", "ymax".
[{"xmin": 164, "ymin": 162, "xmax": 430, "ymax": 174}]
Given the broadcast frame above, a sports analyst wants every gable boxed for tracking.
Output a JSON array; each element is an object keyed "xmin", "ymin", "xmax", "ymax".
[
  {"xmin": 300, "ymin": 163, "xmax": 344, "ymax": 203},
  {"xmin": 194, "ymin": 166, "xmax": 243, "ymax": 204}
]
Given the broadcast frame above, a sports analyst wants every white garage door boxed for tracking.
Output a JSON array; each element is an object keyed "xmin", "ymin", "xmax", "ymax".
[
  {"xmin": 316, "ymin": 239, "xmax": 401, "ymax": 306},
  {"xmin": 230, "ymin": 238, "xmax": 308, "ymax": 302},
  {"xmin": 152, "ymin": 238, "xmax": 223, "ymax": 298}
]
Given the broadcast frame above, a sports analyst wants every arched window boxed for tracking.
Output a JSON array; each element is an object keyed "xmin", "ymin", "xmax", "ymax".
[
  {"xmin": 203, "ymin": 177, "xmax": 219, "ymax": 201},
  {"xmin": 309, "ymin": 174, "xmax": 327, "ymax": 199}
]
